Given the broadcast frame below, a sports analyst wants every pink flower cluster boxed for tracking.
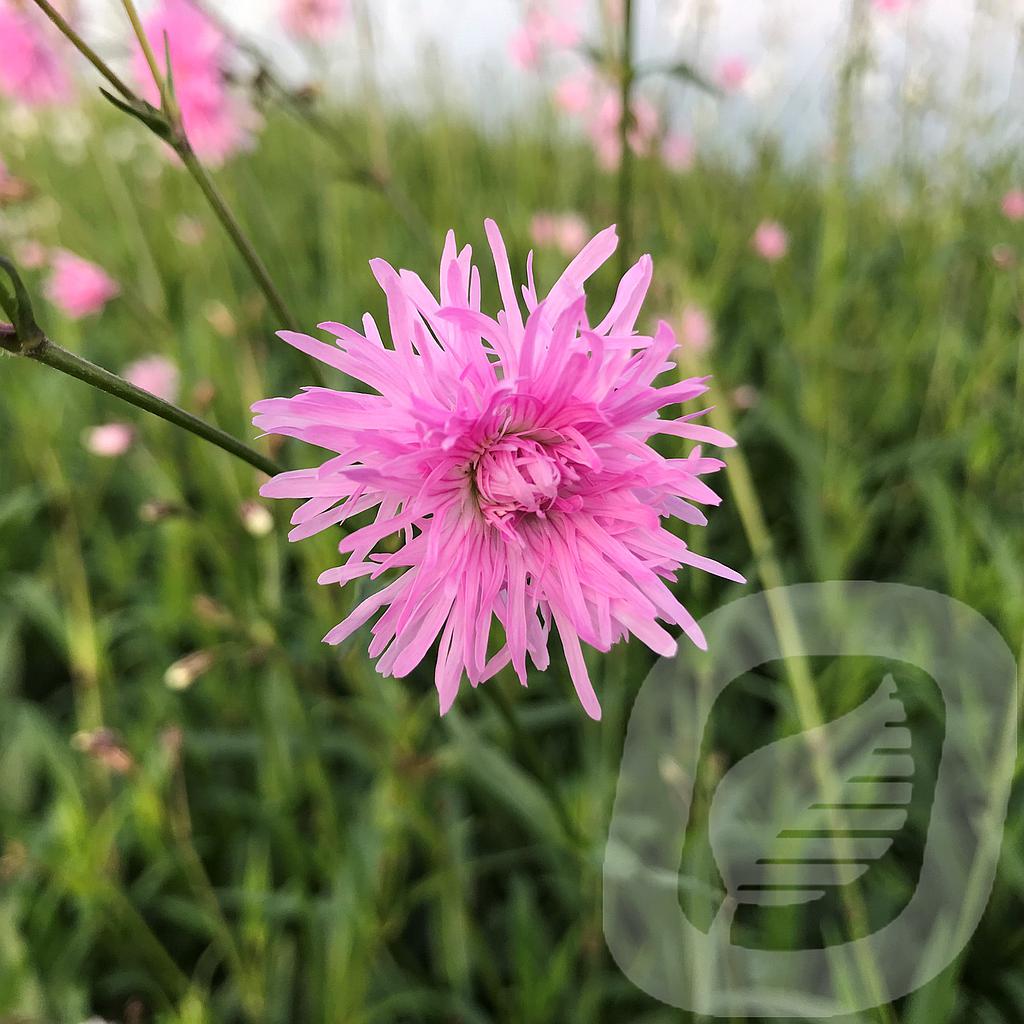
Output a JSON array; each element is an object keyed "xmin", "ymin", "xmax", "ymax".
[
  {"xmin": 124, "ymin": 354, "xmax": 180, "ymax": 403},
  {"xmin": 554, "ymin": 69, "xmax": 659, "ymax": 170},
  {"xmin": 510, "ymin": 1, "xmax": 581, "ymax": 69},
  {"xmin": 280, "ymin": 0, "xmax": 347, "ymax": 39},
  {"xmin": 1002, "ymin": 190, "xmax": 1024, "ymax": 222},
  {"xmin": 45, "ymin": 250, "xmax": 119, "ymax": 319},
  {"xmin": 0, "ymin": 1, "xmax": 73, "ymax": 107},
  {"xmin": 83, "ymin": 355, "xmax": 180, "ymax": 459},
  {"xmin": 530, "ymin": 212, "xmax": 589, "ymax": 257},
  {"xmin": 134, "ymin": 0, "xmax": 258, "ymax": 167},
  {"xmin": 254, "ymin": 221, "xmax": 742, "ymax": 719}
]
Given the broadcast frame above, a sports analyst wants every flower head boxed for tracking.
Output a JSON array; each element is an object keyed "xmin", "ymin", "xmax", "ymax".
[
  {"xmin": 0, "ymin": 2, "xmax": 73, "ymax": 107},
  {"xmin": 134, "ymin": 0, "xmax": 258, "ymax": 167},
  {"xmin": 254, "ymin": 222, "xmax": 742, "ymax": 719},
  {"xmin": 13, "ymin": 239, "xmax": 47, "ymax": 268},
  {"xmin": 45, "ymin": 250, "xmax": 119, "ymax": 318},
  {"xmin": 281, "ymin": 0, "xmax": 347, "ymax": 38},
  {"xmin": 530, "ymin": 212, "xmax": 590, "ymax": 256},
  {"xmin": 510, "ymin": 2, "xmax": 581, "ymax": 68},
  {"xmin": 661, "ymin": 133, "xmax": 696, "ymax": 173},
  {"xmin": 587, "ymin": 89, "xmax": 659, "ymax": 170},
  {"xmin": 83, "ymin": 423, "xmax": 134, "ymax": 457},
  {"xmin": 553, "ymin": 69, "xmax": 594, "ymax": 115},
  {"xmin": 124, "ymin": 355, "xmax": 180, "ymax": 403},
  {"xmin": 753, "ymin": 220, "xmax": 789, "ymax": 261},
  {"xmin": 1001, "ymin": 189, "xmax": 1024, "ymax": 222},
  {"xmin": 680, "ymin": 303, "xmax": 713, "ymax": 354},
  {"xmin": 717, "ymin": 55, "xmax": 750, "ymax": 93}
]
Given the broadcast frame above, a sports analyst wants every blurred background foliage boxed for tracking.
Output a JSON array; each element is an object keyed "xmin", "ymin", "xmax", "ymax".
[{"xmin": 1, "ymin": 0, "xmax": 1023, "ymax": 1021}]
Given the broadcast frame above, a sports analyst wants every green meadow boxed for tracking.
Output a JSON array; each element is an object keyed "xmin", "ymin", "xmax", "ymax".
[{"xmin": 1, "ymin": 29, "xmax": 1023, "ymax": 1023}]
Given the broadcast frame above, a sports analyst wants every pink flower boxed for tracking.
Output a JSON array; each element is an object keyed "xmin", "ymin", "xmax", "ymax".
[
  {"xmin": 45, "ymin": 250, "xmax": 119, "ymax": 318},
  {"xmin": 0, "ymin": 158, "xmax": 33, "ymax": 203},
  {"xmin": 1002, "ymin": 190, "xmax": 1024, "ymax": 222},
  {"xmin": 83, "ymin": 423, "xmax": 134, "ymax": 457},
  {"xmin": 134, "ymin": 0, "xmax": 258, "ymax": 167},
  {"xmin": 253, "ymin": 221, "xmax": 743, "ymax": 719},
  {"xmin": 680, "ymin": 304, "xmax": 713, "ymax": 354},
  {"xmin": 123, "ymin": 355, "xmax": 180, "ymax": 403},
  {"xmin": 553, "ymin": 70, "xmax": 594, "ymax": 115},
  {"xmin": 510, "ymin": 3, "xmax": 581, "ymax": 68},
  {"xmin": 0, "ymin": 2, "xmax": 73, "ymax": 107},
  {"xmin": 13, "ymin": 239, "xmax": 48, "ymax": 269},
  {"xmin": 872, "ymin": 0, "xmax": 910, "ymax": 11},
  {"xmin": 661, "ymin": 133, "xmax": 695, "ymax": 172},
  {"xmin": 753, "ymin": 220, "xmax": 789, "ymax": 262},
  {"xmin": 530, "ymin": 212, "xmax": 589, "ymax": 256},
  {"xmin": 587, "ymin": 89, "xmax": 659, "ymax": 170},
  {"xmin": 717, "ymin": 55, "xmax": 750, "ymax": 93},
  {"xmin": 281, "ymin": 0, "xmax": 346, "ymax": 37}
]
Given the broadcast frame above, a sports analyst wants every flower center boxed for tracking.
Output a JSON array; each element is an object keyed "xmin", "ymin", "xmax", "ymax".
[{"xmin": 473, "ymin": 433, "xmax": 571, "ymax": 530}]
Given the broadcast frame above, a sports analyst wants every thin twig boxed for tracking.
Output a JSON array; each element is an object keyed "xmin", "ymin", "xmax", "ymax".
[
  {"xmin": 32, "ymin": 0, "xmax": 135, "ymax": 101},
  {"xmin": 23, "ymin": 336, "xmax": 280, "ymax": 477}
]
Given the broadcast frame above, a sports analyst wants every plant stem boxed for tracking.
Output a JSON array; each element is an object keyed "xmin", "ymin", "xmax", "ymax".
[
  {"xmin": 22, "ymin": 336, "xmax": 280, "ymax": 477},
  {"xmin": 690, "ymin": 363, "xmax": 895, "ymax": 1024},
  {"xmin": 180, "ymin": 0, "xmax": 434, "ymax": 251},
  {"xmin": 120, "ymin": 0, "xmax": 164, "ymax": 98},
  {"xmin": 616, "ymin": 0, "xmax": 636, "ymax": 280},
  {"xmin": 31, "ymin": 0, "xmax": 135, "ymax": 102},
  {"xmin": 176, "ymin": 143, "xmax": 302, "ymax": 335},
  {"xmin": 31, "ymin": 0, "xmax": 324, "ymax": 384}
]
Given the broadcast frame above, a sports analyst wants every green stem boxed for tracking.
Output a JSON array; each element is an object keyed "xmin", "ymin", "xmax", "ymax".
[
  {"xmin": 31, "ymin": 0, "xmax": 323, "ymax": 385},
  {"xmin": 181, "ymin": 0, "xmax": 433, "ymax": 251},
  {"xmin": 22, "ymin": 337, "xmax": 280, "ymax": 477},
  {"xmin": 175, "ymin": 142, "xmax": 302, "ymax": 335},
  {"xmin": 119, "ymin": 0, "xmax": 164, "ymax": 98},
  {"xmin": 696, "ymin": 368, "xmax": 896, "ymax": 1024},
  {"xmin": 616, "ymin": 0, "xmax": 636, "ymax": 280},
  {"xmin": 31, "ymin": 0, "xmax": 135, "ymax": 101}
]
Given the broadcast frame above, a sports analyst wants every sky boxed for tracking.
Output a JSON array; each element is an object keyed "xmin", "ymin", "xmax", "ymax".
[{"xmin": 75, "ymin": 0, "xmax": 1023, "ymax": 164}]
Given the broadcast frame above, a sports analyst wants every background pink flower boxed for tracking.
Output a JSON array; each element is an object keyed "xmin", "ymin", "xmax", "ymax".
[
  {"xmin": 587, "ymin": 89, "xmax": 659, "ymax": 170},
  {"xmin": 530, "ymin": 212, "xmax": 589, "ymax": 256},
  {"xmin": 1001, "ymin": 190, "xmax": 1024, "ymax": 221},
  {"xmin": 123, "ymin": 355, "xmax": 180, "ymax": 403},
  {"xmin": 553, "ymin": 70, "xmax": 593, "ymax": 115},
  {"xmin": 253, "ymin": 221, "xmax": 742, "ymax": 719},
  {"xmin": 717, "ymin": 55, "xmax": 750, "ymax": 93},
  {"xmin": 753, "ymin": 220, "xmax": 789, "ymax": 261},
  {"xmin": 680, "ymin": 303, "xmax": 713, "ymax": 354},
  {"xmin": 280, "ymin": 0, "xmax": 347, "ymax": 39},
  {"xmin": 13, "ymin": 240, "xmax": 48, "ymax": 269},
  {"xmin": 134, "ymin": 0, "xmax": 258, "ymax": 167},
  {"xmin": 661, "ymin": 133, "xmax": 696, "ymax": 172},
  {"xmin": 45, "ymin": 250, "xmax": 120, "ymax": 319},
  {"xmin": 510, "ymin": 2, "xmax": 581, "ymax": 68},
  {"xmin": 0, "ymin": 2, "xmax": 73, "ymax": 107},
  {"xmin": 83, "ymin": 423, "xmax": 134, "ymax": 458}
]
